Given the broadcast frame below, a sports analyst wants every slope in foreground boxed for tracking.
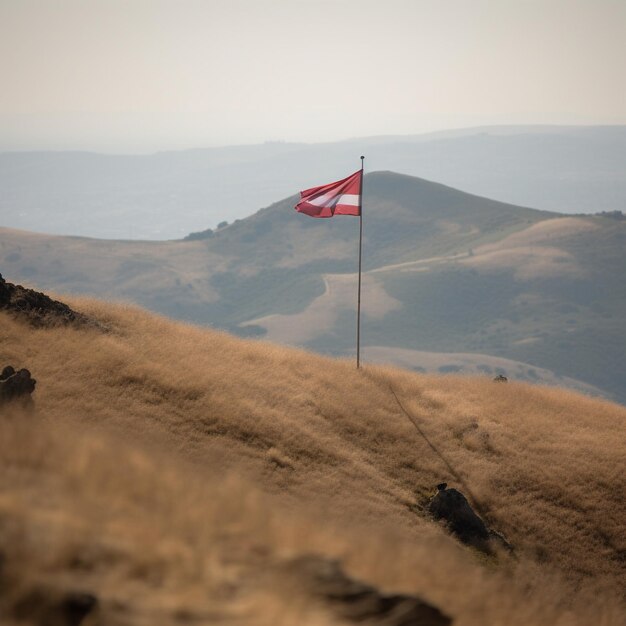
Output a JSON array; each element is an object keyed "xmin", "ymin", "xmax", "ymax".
[{"xmin": 0, "ymin": 295, "xmax": 625, "ymax": 625}]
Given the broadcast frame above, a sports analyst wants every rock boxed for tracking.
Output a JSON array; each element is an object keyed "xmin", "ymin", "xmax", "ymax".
[
  {"xmin": 0, "ymin": 272, "xmax": 89, "ymax": 327},
  {"xmin": 428, "ymin": 485, "xmax": 513, "ymax": 553},
  {"xmin": 0, "ymin": 365, "xmax": 36, "ymax": 405},
  {"xmin": 284, "ymin": 555, "xmax": 452, "ymax": 626},
  {"xmin": 60, "ymin": 592, "xmax": 99, "ymax": 626},
  {"xmin": 428, "ymin": 486, "xmax": 490, "ymax": 547},
  {"xmin": 0, "ymin": 365, "xmax": 16, "ymax": 381},
  {"xmin": 12, "ymin": 587, "xmax": 98, "ymax": 626}
]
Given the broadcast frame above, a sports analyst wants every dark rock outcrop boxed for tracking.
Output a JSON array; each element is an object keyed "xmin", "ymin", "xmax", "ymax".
[
  {"xmin": 429, "ymin": 486, "xmax": 490, "ymax": 546},
  {"xmin": 0, "ymin": 273, "xmax": 87, "ymax": 327},
  {"xmin": 0, "ymin": 365, "xmax": 36, "ymax": 405},
  {"xmin": 12, "ymin": 587, "xmax": 98, "ymax": 626},
  {"xmin": 428, "ymin": 485, "xmax": 512, "ymax": 553},
  {"xmin": 284, "ymin": 555, "xmax": 452, "ymax": 626}
]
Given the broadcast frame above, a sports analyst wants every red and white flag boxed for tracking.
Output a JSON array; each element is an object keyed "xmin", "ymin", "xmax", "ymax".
[{"xmin": 294, "ymin": 170, "xmax": 362, "ymax": 218}]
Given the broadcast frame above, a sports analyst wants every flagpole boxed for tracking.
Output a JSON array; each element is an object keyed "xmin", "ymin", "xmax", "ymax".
[{"xmin": 356, "ymin": 156, "xmax": 364, "ymax": 369}]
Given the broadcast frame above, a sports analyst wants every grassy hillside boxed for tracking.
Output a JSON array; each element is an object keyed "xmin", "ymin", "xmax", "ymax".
[
  {"xmin": 0, "ymin": 171, "xmax": 551, "ymax": 328},
  {"xmin": 1, "ymin": 298, "xmax": 625, "ymax": 625},
  {"xmin": 304, "ymin": 210, "xmax": 626, "ymax": 401},
  {"xmin": 2, "ymin": 172, "xmax": 626, "ymax": 402}
]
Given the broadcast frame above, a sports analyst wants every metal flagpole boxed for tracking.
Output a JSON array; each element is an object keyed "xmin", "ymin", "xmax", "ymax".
[{"xmin": 356, "ymin": 156, "xmax": 364, "ymax": 369}]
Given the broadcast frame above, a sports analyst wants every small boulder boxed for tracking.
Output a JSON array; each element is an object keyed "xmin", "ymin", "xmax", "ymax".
[
  {"xmin": 12, "ymin": 587, "xmax": 98, "ymax": 626},
  {"xmin": 0, "ymin": 365, "xmax": 36, "ymax": 405},
  {"xmin": 428, "ymin": 486, "xmax": 490, "ymax": 546},
  {"xmin": 1, "ymin": 365, "xmax": 16, "ymax": 381},
  {"xmin": 428, "ymin": 485, "xmax": 513, "ymax": 553}
]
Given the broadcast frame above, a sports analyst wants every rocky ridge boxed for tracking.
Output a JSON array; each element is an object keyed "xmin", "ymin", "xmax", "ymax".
[{"xmin": 0, "ymin": 273, "xmax": 89, "ymax": 327}]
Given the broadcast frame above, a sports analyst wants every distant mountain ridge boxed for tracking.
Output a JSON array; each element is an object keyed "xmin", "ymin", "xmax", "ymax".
[
  {"xmin": 2, "ymin": 171, "xmax": 625, "ymax": 403},
  {"xmin": 1, "ymin": 125, "xmax": 625, "ymax": 239}
]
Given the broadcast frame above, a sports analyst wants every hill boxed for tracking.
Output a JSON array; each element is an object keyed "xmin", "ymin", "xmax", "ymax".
[
  {"xmin": 1, "ymin": 125, "xmax": 625, "ymax": 239},
  {"xmin": 1, "ymin": 295, "xmax": 625, "ymax": 625},
  {"xmin": 2, "ymin": 171, "xmax": 626, "ymax": 403}
]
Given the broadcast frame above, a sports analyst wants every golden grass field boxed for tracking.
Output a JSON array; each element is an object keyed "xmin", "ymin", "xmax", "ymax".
[{"xmin": 1, "ymin": 296, "xmax": 625, "ymax": 625}]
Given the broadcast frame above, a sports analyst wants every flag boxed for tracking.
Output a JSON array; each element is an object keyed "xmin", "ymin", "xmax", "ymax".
[{"xmin": 294, "ymin": 169, "xmax": 362, "ymax": 218}]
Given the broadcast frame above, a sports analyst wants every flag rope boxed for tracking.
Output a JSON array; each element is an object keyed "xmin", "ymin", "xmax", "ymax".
[{"xmin": 386, "ymin": 382, "xmax": 489, "ymax": 522}]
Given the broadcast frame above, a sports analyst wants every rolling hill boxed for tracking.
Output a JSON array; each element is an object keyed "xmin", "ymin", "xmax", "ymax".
[
  {"xmin": 2, "ymin": 171, "xmax": 625, "ymax": 403},
  {"xmin": 1, "ymin": 295, "xmax": 625, "ymax": 625},
  {"xmin": 1, "ymin": 125, "xmax": 625, "ymax": 239}
]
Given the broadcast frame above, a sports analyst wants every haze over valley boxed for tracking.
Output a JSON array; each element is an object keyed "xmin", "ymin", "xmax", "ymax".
[{"xmin": 2, "ymin": 125, "xmax": 625, "ymax": 239}]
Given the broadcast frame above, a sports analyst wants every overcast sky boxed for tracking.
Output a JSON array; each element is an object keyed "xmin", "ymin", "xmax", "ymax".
[{"xmin": 1, "ymin": 0, "xmax": 625, "ymax": 152}]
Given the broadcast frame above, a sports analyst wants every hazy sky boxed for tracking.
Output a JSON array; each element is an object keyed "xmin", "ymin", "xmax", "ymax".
[{"xmin": 1, "ymin": 0, "xmax": 625, "ymax": 152}]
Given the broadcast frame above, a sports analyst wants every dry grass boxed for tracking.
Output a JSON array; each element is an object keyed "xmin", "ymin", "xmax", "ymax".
[
  {"xmin": 459, "ymin": 217, "xmax": 600, "ymax": 280},
  {"xmin": 0, "ymin": 297, "xmax": 625, "ymax": 625}
]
